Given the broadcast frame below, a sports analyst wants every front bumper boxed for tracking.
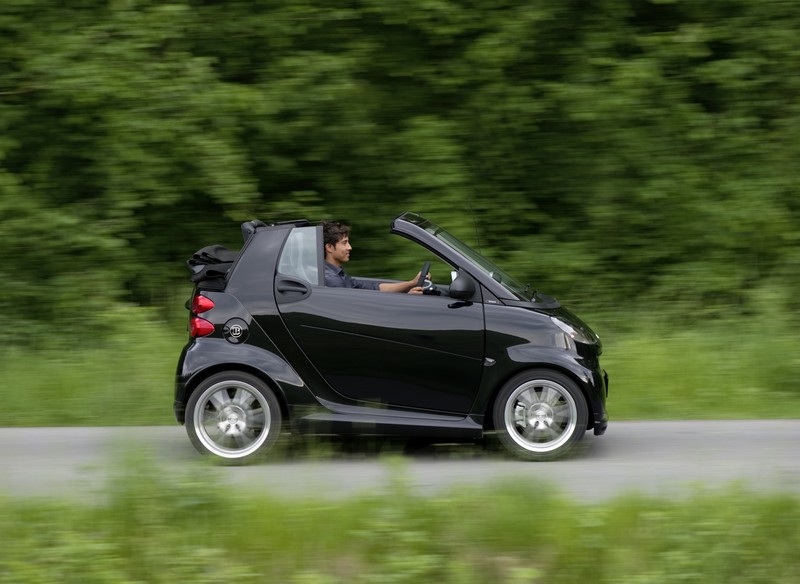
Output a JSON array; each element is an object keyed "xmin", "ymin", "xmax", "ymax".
[
  {"xmin": 593, "ymin": 369, "xmax": 609, "ymax": 435},
  {"xmin": 173, "ymin": 398, "xmax": 186, "ymax": 424},
  {"xmin": 594, "ymin": 418, "xmax": 608, "ymax": 435}
]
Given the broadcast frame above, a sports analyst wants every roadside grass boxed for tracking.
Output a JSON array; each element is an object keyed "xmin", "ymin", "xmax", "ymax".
[
  {"xmin": 0, "ymin": 307, "xmax": 183, "ymax": 427},
  {"xmin": 2, "ymin": 306, "xmax": 799, "ymax": 426},
  {"xmin": 600, "ymin": 312, "xmax": 800, "ymax": 420},
  {"xmin": 0, "ymin": 456, "xmax": 798, "ymax": 583}
]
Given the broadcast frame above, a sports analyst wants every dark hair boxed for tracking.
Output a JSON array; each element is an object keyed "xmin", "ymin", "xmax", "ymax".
[{"xmin": 321, "ymin": 221, "xmax": 351, "ymax": 251}]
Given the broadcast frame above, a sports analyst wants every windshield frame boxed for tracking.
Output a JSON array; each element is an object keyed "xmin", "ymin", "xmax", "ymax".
[{"xmin": 393, "ymin": 212, "xmax": 532, "ymax": 301}]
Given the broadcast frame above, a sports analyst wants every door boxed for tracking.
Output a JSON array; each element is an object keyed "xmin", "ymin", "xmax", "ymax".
[{"xmin": 276, "ymin": 284, "xmax": 485, "ymax": 414}]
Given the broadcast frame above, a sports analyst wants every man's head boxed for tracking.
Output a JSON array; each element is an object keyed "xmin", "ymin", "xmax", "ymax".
[{"xmin": 322, "ymin": 221, "xmax": 352, "ymax": 266}]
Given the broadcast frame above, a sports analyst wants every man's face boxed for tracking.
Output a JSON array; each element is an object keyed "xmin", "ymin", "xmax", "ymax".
[{"xmin": 326, "ymin": 236, "xmax": 352, "ymax": 266}]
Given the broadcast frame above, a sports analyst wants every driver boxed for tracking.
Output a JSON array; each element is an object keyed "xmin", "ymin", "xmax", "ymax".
[{"xmin": 322, "ymin": 221, "xmax": 425, "ymax": 294}]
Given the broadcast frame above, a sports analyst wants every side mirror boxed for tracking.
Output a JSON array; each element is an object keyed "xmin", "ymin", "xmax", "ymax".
[{"xmin": 449, "ymin": 270, "xmax": 476, "ymax": 300}]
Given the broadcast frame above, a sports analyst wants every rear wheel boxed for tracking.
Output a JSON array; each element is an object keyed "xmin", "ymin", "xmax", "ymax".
[
  {"xmin": 492, "ymin": 370, "xmax": 587, "ymax": 461},
  {"xmin": 186, "ymin": 372, "xmax": 282, "ymax": 464}
]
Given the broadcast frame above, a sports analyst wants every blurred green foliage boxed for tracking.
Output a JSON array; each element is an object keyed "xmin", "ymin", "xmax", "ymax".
[
  {"xmin": 1, "ymin": 0, "xmax": 799, "ymax": 343},
  {"xmin": 0, "ymin": 457, "xmax": 798, "ymax": 582}
]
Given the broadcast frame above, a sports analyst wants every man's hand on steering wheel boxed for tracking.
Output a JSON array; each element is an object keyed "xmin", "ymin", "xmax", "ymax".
[{"xmin": 408, "ymin": 261, "xmax": 433, "ymax": 295}]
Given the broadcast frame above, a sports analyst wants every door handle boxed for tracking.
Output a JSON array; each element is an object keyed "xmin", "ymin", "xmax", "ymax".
[{"xmin": 277, "ymin": 281, "xmax": 309, "ymax": 294}]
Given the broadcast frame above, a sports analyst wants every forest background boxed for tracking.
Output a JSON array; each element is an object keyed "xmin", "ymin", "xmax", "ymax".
[{"xmin": 1, "ymin": 0, "xmax": 799, "ymax": 424}]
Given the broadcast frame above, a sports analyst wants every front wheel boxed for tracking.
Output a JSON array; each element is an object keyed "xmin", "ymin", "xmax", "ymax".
[
  {"xmin": 492, "ymin": 370, "xmax": 587, "ymax": 461},
  {"xmin": 185, "ymin": 372, "xmax": 282, "ymax": 464}
]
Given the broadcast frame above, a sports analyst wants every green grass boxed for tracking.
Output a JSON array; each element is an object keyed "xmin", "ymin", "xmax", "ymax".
[
  {"xmin": 0, "ymin": 307, "xmax": 183, "ymax": 427},
  {"xmin": 601, "ymin": 313, "xmax": 800, "ymax": 419},
  {"xmin": 2, "ymin": 306, "xmax": 799, "ymax": 426},
  {"xmin": 0, "ymin": 456, "xmax": 798, "ymax": 583}
]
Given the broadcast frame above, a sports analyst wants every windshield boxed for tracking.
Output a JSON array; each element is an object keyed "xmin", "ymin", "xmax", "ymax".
[{"xmin": 403, "ymin": 213, "xmax": 532, "ymax": 300}]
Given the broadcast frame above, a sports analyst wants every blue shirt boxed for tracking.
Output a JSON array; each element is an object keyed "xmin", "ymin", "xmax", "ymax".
[{"xmin": 324, "ymin": 262, "xmax": 381, "ymax": 290}]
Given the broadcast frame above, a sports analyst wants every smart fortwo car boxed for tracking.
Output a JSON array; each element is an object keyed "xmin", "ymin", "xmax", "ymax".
[{"xmin": 174, "ymin": 212, "xmax": 608, "ymax": 462}]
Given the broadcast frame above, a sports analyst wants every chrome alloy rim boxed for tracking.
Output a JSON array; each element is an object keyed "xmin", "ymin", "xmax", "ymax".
[
  {"xmin": 193, "ymin": 380, "xmax": 271, "ymax": 458},
  {"xmin": 504, "ymin": 379, "xmax": 578, "ymax": 452}
]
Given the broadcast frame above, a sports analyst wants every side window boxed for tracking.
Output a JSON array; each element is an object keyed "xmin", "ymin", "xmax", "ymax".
[{"xmin": 277, "ymin": 226, "xmax": 320, "ymax": 284}]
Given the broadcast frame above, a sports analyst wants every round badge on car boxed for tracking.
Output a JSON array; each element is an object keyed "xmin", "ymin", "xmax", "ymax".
[{"xmin": 223, "ymin": 318, "xmax": 249, "ymax": 344}]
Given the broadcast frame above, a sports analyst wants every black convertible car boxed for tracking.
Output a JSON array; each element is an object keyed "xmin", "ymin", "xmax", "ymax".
[{"xmin": 175, "ymin": 212, "xmax": 608, "ymax": 462}]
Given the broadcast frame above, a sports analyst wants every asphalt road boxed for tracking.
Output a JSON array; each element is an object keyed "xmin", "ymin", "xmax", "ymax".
[{"xmin": 2, "ymin": 421, "xmax": 798, "ymax": 502}]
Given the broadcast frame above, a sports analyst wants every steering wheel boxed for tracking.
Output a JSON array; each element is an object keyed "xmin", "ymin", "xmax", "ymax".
[
  {"xmin": 417, "ymin": 261, "xmax": 431, "ymax": 289},
  {"xmin": 417, "ymin": 261, "xmax": 439, "ymax": 294}
]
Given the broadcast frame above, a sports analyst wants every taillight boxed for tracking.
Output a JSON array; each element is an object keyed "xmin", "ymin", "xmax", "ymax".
[
  {"xmin": 190, "ymin": 317, "xmax": 215, "ymax": 337},
  {"xmin": 192, "ymin": 295, "xmax": 215, "ymax": 314},
  {"xmin": 189, "ymin": 294, "xmax": 215, "ymax": 337}
]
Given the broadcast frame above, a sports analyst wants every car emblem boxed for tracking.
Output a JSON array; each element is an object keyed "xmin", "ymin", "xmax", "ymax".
[{"xmin": 223, "ymin": 319, "xmax": 249, "ymax": 344}]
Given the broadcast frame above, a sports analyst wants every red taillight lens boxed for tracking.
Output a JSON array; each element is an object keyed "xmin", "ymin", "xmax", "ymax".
[
  {"xmin": 191, "ymin": 295, "xmax": 215, "ymax": 314},
  {"xmin": 188, "ymin": 294, "xmax": 215, "ymax": 337},
  {"xmin": 190, "ymin": 316, "xmax": 215, "ymax": 338}
]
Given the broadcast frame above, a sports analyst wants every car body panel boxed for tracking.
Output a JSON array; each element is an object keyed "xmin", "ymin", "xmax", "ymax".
[{"xmin": 277, "ymin": 286, "xmax": 485, "ymax": 414}]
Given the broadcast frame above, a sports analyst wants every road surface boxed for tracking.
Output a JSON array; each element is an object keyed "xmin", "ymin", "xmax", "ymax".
[{"xmin": 1, "ymin": 421, "xmax": 798, "ymax": 502}]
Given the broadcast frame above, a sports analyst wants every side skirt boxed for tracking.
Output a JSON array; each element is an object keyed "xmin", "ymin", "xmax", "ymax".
[{"xmin": 291, "ymin": 402, "xmax": 484, "ymax": 440}]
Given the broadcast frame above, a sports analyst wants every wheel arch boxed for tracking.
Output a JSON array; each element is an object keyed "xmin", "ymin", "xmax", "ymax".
[{"xmin": 181, "ymin": 364, "xmax": 290, "ymax": 422}]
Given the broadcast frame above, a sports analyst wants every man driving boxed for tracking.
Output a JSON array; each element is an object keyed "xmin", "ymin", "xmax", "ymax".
[{"xmin": 322, "ymin": 221, "xmax": 425, "ymax": 294}]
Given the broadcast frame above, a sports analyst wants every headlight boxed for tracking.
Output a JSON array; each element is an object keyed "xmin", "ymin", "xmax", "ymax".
[{"xmin": 551, "ymin": 317, "xmax": 596, "ymax": 347}]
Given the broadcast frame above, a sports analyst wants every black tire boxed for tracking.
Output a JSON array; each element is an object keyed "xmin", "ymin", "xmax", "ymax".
[
  {"xmin": 185, "ymin": 371, "xmax": 282, "ymax": 464},
  {"xmin": 492, "ymin": 369, "xmax": 588, "ymax": 461}
]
